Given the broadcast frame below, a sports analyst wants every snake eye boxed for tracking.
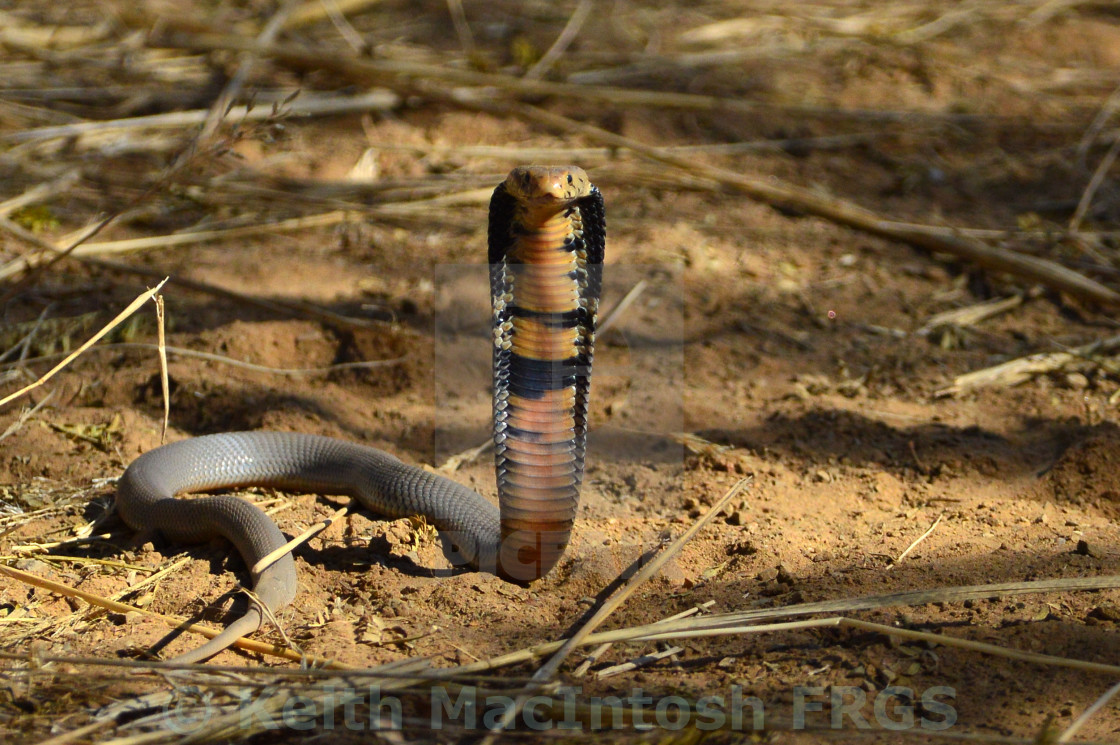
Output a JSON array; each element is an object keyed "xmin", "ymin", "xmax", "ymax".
[{"xmin": 567, "ymin": 174, "xmax": 573, "ymax": 184}]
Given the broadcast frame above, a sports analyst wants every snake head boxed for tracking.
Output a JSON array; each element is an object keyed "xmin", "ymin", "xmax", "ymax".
[{"xmin": 503, "ymin": 166, "xmax": 592, "ymax": 205}]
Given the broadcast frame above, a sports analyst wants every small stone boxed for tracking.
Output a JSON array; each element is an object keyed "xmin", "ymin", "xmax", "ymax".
[
  {"xmin": 728, "ymin": 539, "xmax": 757, "ymax": 556},
  {"xmin": 1088, "ymin": 603, "xmax": 1120, "ymax": 622},
  {"xmin": 1075, "ymin": 539, "xmax": 1099, "ymax": 557},
  {"xmin": 14, "ymin": 559, "xmax": 49, "ymax": 574},
  {"xmin": 1064, "ymin": 372, "xmax": 1089, "ymax": 390},
  {"xmin": 726, "ymin": 510, "xmax": 747, "ymax": 526},
  {"xmin": 760, "ymin": 582, "xmax": 786, "ymax": 597}
]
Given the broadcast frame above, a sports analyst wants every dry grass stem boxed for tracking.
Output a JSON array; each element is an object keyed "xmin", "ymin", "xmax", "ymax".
[
  {"xmin": 1077, "ymin": 81, "xmax": 1120, "ymax": 162},
  {"xmin": 29, "ymin": 555, "xmax": 152, "ymax": 572},
  {"xmin": 29, "ymin": 717, "xmax": 116, "ymax": 745},
  {"xmin": 445, "ymin": 0, "xmax": 476, "ymax": 60},
  {"xmin": 512, "ymin": 103, "xmax": 1120, "ymax": 307},
  {"xmin": 891, "ymin": 513, "xmax": 944, "ymax": 567},
  {"xmin": 0, "ymin": 222, "xmax": 392, "ymax": 332},
  {"xmin": 571, "ymin": 642, "xmax": 611, "ymax": 678},
  {"xmin": 0, "ymin": 389, "xmax": 54, "ymax": 443},
  {"xmin": 9, "ymin": 533, "xmax": 119, "ymax": 554},
  {"xmin": 148, "ymin": 31, "xmax": 985, "ymax": 124},
  {"xmin": 2, "ymin": 185, "xmax": 490, "ymax": 280},
  {"xmin": 918, "ymin": 294, "xmax": 1026, "ymax": 336},
  {"xmin": 0, "ymin": 10, "xmax": 112, "ymax": 49},
  {"xmin": 187, "ymin": 0, "xmax": 296, "ymax": 156},
  {"xmin": 893, "ymin": 5, "xmax": 980, "ymax": 45},
  {"xmin": 596, "ymin": 646, "xmax": 684, "ymax": 679},
  {"xmin": 597, "ymin": 279, "xmax": 647, "ymax": 335},
  {"xmin": 936, "ymin": 333, "xmax": 1120, "ymax": 396},
  {"xmin": 0, "ymin": 170, "xmax": 80, "ymax": 218},
  {"xmin": 45, "ymin": 572, "xmax": 1096, "ymax": 740},
  {"xmin": 9, "ymin": 567, "xmax": 1120, "ymax": 740},
  {"xmin": 0, "ymin": 213, "xmax": 348, "ymax": 278},
  {"xmin": 371, "ymin": 133, "xmax": 884, "ymax": 162},
  {"xmin": 0, "ymin": 564, "xmax": 352, "ymax": 668},
  {"xmin": 1, "ymin": 343, "xmax": 404, "ymax": 377},
  {"xmin": 837, "ymin": 617, "xmax": 1120, "ymax": 678},
  {"xmin": 0, "ymin": 279, "xmax": 167, "ymax": 410},
  {"xmin": 449, "ymin": 573, "xmax": 1120, "ymax": 676},
  {"xmin": 479, "ymin": 478, "xmax": 751, "ymax": 741},
  {"xmin": 437, "ymin": 439, "xmax": 493, "ymax": 472},
  {"xmin": 282, "ymin": 0, "xmax": 384, "ymax": 31},
  {"xmin": 105, "ymin": 557, "xmax": 192, "ymax": 604},
  {"xmin": 626, "ymin": 615, "xmax": 1120, "ymax": 678},
  {"xmin": 102, "ymin": 259, "xmax": 390, "ymax": 333},
  {"xmin": 154, "ymin": 295, "xmax": 168, "ymax": 444},
  {"xmin": 0, "ymin": 215, "xmax": 119, "ymax": 305},
  {"xmin": 249, "ymin": 506, "xmax": 349, "ymax": 576},
  {"xmin": 319, "ymin": 0, "xmax": 368, "ymax": 52},
  {"xmin": 572, "ymin": 600, "xmax": 714, "ymax": 678},
  {"xmin": 523, "ymin": 0, "xmax": 593, "ymax": 80},
  {"xmin": 3, "ymin": 91, "xmax": 399, "ymax": 145},
  {"xmin": 1057, "ymin": 680, "xmax": 1120, "ymax": 743},
  {"xmin": 1069, "ymin": 136, "xmax": 1120, "ymax": 233}
]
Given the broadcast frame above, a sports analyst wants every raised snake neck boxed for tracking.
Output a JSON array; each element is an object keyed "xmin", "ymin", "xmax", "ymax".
[{"xmin": 115, "ymin": 166, "xmax": 605, "ymax": 663}]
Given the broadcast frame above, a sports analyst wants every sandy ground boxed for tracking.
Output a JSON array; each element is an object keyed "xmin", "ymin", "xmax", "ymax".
[{"xmin": 3, "ymin": 2, "xmax": 1120, "ymax": 743}]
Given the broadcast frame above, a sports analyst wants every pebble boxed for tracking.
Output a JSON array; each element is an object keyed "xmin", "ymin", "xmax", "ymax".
[
  {"xmin": 1074, "ymin": 539, "xmax": 1099, "ymax": 557},
  {"xmin": 1064, "ymin": 372, "xmax": 1089, "ymax": 390},
  {"xmin": 1088, "ymin": 603, "xmax": 1120, "ymax": 622}
]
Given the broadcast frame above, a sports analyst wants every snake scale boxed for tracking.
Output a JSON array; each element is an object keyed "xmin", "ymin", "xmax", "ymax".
[{"xmin": 116, "ymin": 166, "xmax": 605, "ymax": 663}]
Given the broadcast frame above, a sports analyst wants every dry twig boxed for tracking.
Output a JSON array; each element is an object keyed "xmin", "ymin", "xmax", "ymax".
[
  {"xmin": 1, "ymin": 343, "xmax": 405, "ymax": 377},
  {"xmin": 249, "ymin": 506, "xmax": 349, "ymax": 576},
  {"xmin": 154, "ymin": 295, "xmax": 168, "ymax": 444},
  {"xmin": 890, "ymin": 513, "xmax": 944, "ymax": 567},
  {"xmin": 3, "ymin": 91, "xmax": 399, "ymax": 145},
  {"xmin": 479, "ymin": 478, "xmax": 751, "ymax": 741},
  {"xmin": 1070, "ymin": 136, "xmax": 1120, "ymax": 233},
  {"xmin": 509, "ymin": 103, "xmax": 1120, "ymax": 307},
  {"xmin": 0, "ymin": 564, "xmax": 350, "ymax": 668},
  {"xmin": 0, "ymin": 280, "xmax": 166, "ymax": 410},
  {"xmin": 523, "ymin": 0, "xmax": 593, "ymax": 80},
  {"xmin": 936, "ymin": 334, "xmax": 1120, "ymax": 397},
  {"xmin": 917, "ymin": 294, "xmax": 1026, "ymax": 336}
]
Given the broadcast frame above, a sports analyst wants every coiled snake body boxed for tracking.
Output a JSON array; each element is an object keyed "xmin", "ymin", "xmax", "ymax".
[{"xmin": 117, "ymin": 166, "xmax": 605, "ymax": 663}]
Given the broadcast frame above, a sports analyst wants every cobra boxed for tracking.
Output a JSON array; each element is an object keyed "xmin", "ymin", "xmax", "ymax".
[{"xmin": 116, "ymin": 166, "xmax": 605, "ymax": 663}]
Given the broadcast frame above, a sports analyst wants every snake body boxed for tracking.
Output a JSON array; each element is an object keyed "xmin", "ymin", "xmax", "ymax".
[{"xmin": 116, "ymin": 166, "xmax": 604, "ymax": 663}]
